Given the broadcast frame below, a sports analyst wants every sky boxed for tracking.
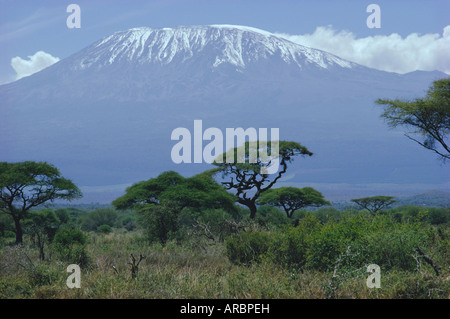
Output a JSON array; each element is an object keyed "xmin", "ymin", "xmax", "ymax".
[{"xmin": 0, "ymin": 0, "xmax": 449, "ymax": 84}]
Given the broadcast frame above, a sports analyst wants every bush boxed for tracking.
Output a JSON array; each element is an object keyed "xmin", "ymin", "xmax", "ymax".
[
  {"xmin": 121, "ymin": 216, "xmax": 136, "ymax": 231},
  {"xmin": 225, "ymin": 230, "xmax": 273, "ymax": 265},
  {"xmin": 267, "ymin": 214, "xmax": 321, "ymax": 269},
  {"xmin": 306, "ymin": 214, "xmax": 372, "ymax": 271},
  {"xmin": 97, "ymin": 224, "xmax": 112, "ymax": 234},
  {"xmin": 364, "ymin": 223, "xmax": 430, "ymax": 271},
  {"xmin": 24, "ymin": 209, "xmax": 60, "ymax": 261},
  {"xmin": 80, "ymin": 208, "xmax": 118, "ymax": 231},
  {"xmin": 53, "ymin": 228, "xmax": 90, "ymax": 268},
  {"xmin": 256, "ymin": 206, "xmax": 289, "ymax": 226},
  {"xmin": 312, "ymin": 207, "xmax": 343, "ymax": 223},
  {"xmin": 137, "ymin": 203, "xmax": 178, "ymax": 244},
  {"xmin": 226, "ymin": 213, "xmax": 438, "ymax": 274},
  {"xmin": 0, "ymin": 214, "xmax": 14, "ymax": 238},
  {"xmin": 27, "ymin": 264, "xmax": 59, "ymax": 288},
  {"xmin": 427, "ymin": 208, "xmax": 449, "ymax": 225}
]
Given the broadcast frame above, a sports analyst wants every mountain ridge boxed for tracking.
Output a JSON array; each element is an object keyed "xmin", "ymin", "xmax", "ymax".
[
  {"xmin": 69, "ymin": 25, "xmax": 357, "ymax": 71},
  {"xmin": 0, "ymin": 25, "xmax": 448, "ymax": 202}
]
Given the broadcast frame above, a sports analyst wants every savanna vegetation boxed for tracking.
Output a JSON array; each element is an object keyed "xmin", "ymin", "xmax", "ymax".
[
  {"xmin": 0, "ymin": 179, "xmax": 448, "ymax": 299},
  {"xmin": 0, "ymin": 79, "xmax": 449, "ymax": 299}
]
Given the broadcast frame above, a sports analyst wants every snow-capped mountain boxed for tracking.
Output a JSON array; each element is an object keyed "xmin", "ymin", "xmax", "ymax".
[
  {"xmin": 0, "ymin": 25, "xmax": 448, "ymax": 201},
  {"xmin": 72, "ymin": 25, "xmax": 355, "ymax": 71}
]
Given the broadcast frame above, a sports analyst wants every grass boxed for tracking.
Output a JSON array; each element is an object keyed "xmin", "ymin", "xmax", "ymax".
[{"xmin": 0, "ymin": 227, "xmax": 449, "ymax": 299}]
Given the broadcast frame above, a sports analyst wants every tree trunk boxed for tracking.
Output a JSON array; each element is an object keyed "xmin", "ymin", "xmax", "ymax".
[
  {"xmin": 248, "ymin": 201, "xmax": 257, "ymax": 219},
  {"xmin": 13, "ymin": 216, "xmax": 23, "ymax": 245}
]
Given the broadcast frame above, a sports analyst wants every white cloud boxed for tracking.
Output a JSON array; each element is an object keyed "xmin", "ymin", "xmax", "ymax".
[
  {"xmin": 276, "ymin": 25, "xmax": 450, "ymax": 75},
  {"xmin": 11, "ymin": 51, "xmax": 60, "ymax": 80}
]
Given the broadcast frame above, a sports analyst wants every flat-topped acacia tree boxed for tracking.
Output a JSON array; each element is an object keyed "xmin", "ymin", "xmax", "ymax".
[
  {"xmin": 0, "ymin": 161, "xmax": 82, "ymax": 244},
  {"xmin": 258, "ymin": 186, "xmax": 330, "ymax": 218},
  {"xmin": 112, "ymin": 170, "xmax": 236, "ymax": 214},
  {"xmin": 112, "ymin": 170, "xmax": 237, "ymax": 244},
  {"xmin": 212, "ymin": 140, "xmax": 313, "ymax": 219},
  {"xmin": 351, "ymin": 195, "xmax": 397, "ymax": 215}
]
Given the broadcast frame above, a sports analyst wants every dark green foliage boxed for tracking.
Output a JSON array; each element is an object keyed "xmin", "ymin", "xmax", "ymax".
[
  {"xmin": 113, "ymin": 171, "xmax": 236, "ymax": 214},
  {"xmin": 137, "ymin": 203, "xmax": 179, "ymax": 244},
  {"xmin": 24, "ymin": 209, "xmax": 60, "ymax": 260},
  {"xmin": 27, "ymin": 264, "xmax": 59, "ymax": 288},
  {"xmin": 80, "ymin": 208, "xmax": 118, "ymax": 231},
  {"xmin": 0, "ymin": 161, "xmax": 82, "ymax": 244},
  {"xmin": 256, "ymin": 205, "xmax": 290, "ymax": 226},
  {"xmin": 54, "ymin": 209, "xmax": 70, "ymax": 224},
  {"xmin": 113, "ymin": 170, "xmax": 237, "ymax": 244},
  {"xmin": 226, "ymin": 213, "xmax": 439, "ymax": 274},
  {"xmin": 225, "ymin": 230, "xmax": 273, "ymax": 265},
  {"xmin": 376, "ymin": 78, "xmax": 450, "ymax": 161},
  {"xmin": 351, "ymin": 195, "xmax": 397, "ymax": 214},
  {"xmin": 310, "ymin": 206, "xmax": 344, "ymax": 223},
  {"xmin": 97, "ymin": 224, "xmax": 112, "ymax": 234},
  {"xmin": 53, "ymin": 228, "xmax": 89, "ymax": 268},
  {"xmin": 54, "ymin": 208, "xmax": 86, "ymax": 227},
  {"xmin": 387, "ymin": 205, "xmax": 449, "ymax": 225},
  {"xmin": 0, "ymin": 213, "xmax": 14, "ymax": 238},
  {"xmin": 121, "ymin": 216, "xmax": 136, "ymax": 231},
  {"xmin": 267, "ymin": 214, "xmax": 321, "ymax": 269},
  {"xmin": 112, "ymin": 171, "xmax": 183, "ymax": 210},
  {"xmin": 258, "ymin": 186, "xmax": 330, "ymax": 218}
]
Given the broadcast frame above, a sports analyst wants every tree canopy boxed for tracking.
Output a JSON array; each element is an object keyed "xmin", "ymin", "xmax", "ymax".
[
  {"xmin": 0, "ymin": 161, "xmax": 82, "ymax": 244},
  {"xmin": 351, "ymin": 195, "xmax": 397, "ymax": 214},
  {"xmin": 258, "ymin": 186, "xmax": 330, "ymax": 218},
  {"xmin": 112, "ymin": 170, "xmax": 236, "ymax": 214},
  {"xmin": 376, "ymin": 78, "xmax": 450, "ymax": 161},
  {"xmin": 213, "ymin": 140, "xmax": 313, "ymax": 219}
]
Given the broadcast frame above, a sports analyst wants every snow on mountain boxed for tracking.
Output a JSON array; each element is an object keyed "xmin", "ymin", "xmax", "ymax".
[
  {"xmin": 71, "ymin": 25, "xmax": 355, "ymax": 71},
  {"xmin": 0, "ymin": 25, "xmax": 448, "ymax": 202}
]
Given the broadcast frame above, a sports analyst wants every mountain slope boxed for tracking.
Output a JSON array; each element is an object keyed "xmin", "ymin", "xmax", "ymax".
[{"xmin": 0, "ymin": 25, "xmax": 448, "ymax": 201}]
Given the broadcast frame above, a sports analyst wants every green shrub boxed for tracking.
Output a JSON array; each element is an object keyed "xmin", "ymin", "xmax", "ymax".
[
  {"xmin": 27, "ymin": 264, "xmax": 59, "ymax": 288},
  {"xmin": 0, "ymin": 214, "xmax": 14, "ymax": 238},
  {"xmin": 137, "ymin": 203, "xmax": 178, "ymax": 244},
  {"xmin": 364, "ymin": 223, "xmax": 430, "ymax": 271},
  {"xmin": 306, "ymin": 215, "xmax": 372, "ymax": 271},
  {"xmin": 427, "ymin": 208, "xmax": 449, "ymax": 225},
  {"xmin": 54, "ymin": 209, "xmax": 70, "ymax": 224},
  {"xmin": 312, "ymin": 207, "xmax": 343, "ymax": 223},
  {"xmin": 97, "ymin": 224, "xmax": 112, "ymax": 234},
  {"xmin": 256, "ymin": 206, "xmax": 289, "ymax": 226},
  {"xmin": 80, "ymin": 208, "xmax": 118, "ymax": 231},
  {"xmin": 53, "ymin": 228, "xmax": 90, "ymax": 268},
  {"xmin": 121, "ymin": 216, "xmax": 136, "ymax": 231},
  {"xmin": 267, "ymin": 214, "xmax": 321, "ymax": 269},
  {"xmin": 24, "ymin": 209, "xmax": 60, "ymax": 261},
  {"xmin": 225, "ymin": 230, "xmax": 273, "ymax": 265}
]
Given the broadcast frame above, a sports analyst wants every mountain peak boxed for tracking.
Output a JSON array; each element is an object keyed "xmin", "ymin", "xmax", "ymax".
[{"xmin": 71, "ymin": 25, "xmax": 355, "ymax": 71}]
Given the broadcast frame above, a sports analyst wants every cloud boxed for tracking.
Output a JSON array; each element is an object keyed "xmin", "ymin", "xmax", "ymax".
[
  {"xmin": 276, "ymin": 25, "xmax": 450, "ymax": 75},
  {"xmin": 11, "ymin": 51, "xmax": 60, "ymax": 80}
]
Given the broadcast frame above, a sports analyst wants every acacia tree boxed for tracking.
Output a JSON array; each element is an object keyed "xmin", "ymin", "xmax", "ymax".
[
  {"xmin": 0, "ymin": 161, "xmax": 82, "ymax": 244},
  {"xmin": 112, "ymin": 170, "xmax": 236, "ymax": 213},
  {"xmin": 258, "ymin": 186, "xmax": 330, "ymax": 218},
  {"xmin": 351, "ymin": 195, "xmax": 397, "ymax": 214},
  {"xmin": 376, "ymin": 78, "xmax": 450, "ymax": 161},
  {"xmin": 112, "ymin": 170, "xmax": 237, "ymax": 243},
  {"xmin": 213, "ymin": 140, "xmax": 313, "ymax": 219},
  {"xmin": 24, "ymin": 209, "xmax": 59, "ymax": 260}
]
